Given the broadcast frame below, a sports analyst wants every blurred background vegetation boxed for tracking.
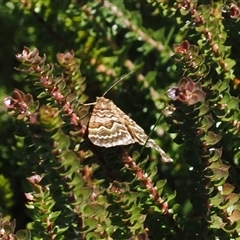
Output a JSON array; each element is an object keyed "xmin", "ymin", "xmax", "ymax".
[{"xmin": 1, "ymin": 0, "xmax": 240, "ymax": 239}]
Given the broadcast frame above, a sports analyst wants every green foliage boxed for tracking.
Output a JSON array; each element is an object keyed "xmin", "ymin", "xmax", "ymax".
[{"xmin": 1, "ymin": 0, "xmax": 240, "ymax": 239}]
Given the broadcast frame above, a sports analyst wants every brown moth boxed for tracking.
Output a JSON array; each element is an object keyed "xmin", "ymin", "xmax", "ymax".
[{"xmin": 88, "ymin": 96, "xmax": 173, "ymax": 163}]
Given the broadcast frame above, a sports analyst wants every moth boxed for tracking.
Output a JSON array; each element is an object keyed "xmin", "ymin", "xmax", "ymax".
[{"xmin": 87, "ymin": 96, "xmax": 173, "ymax": 163}]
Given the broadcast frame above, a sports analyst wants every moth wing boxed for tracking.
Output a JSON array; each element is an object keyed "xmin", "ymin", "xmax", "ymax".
[
  {"xmin": 88, "ymin": 97, "xmax": 173, "ymax": 162},
  {"xmin": 117, "ymin": 108, "xmax": 173, "ymax": 162},
  {"xmin": 88, "ymin": 98, "xmax": 135, "ymax": 147}
]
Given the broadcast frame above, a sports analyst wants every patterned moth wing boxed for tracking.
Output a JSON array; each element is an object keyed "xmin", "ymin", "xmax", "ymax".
[
  {"xmin": 88, "ymin": 97, "xmax": 173, "ymax": 162},
  {"xmin": 88, "ymin": 97, "xmax": 135, "ymax": 147}
]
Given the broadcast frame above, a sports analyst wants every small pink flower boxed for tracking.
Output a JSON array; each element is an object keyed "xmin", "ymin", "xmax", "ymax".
[
  {"xmin": 3, "ymin": 89, "xmax": 34, "ymax": 119},
  {"xmin": 229, "ymin": 3, "xmax": 240, "ymax": 19},
  {"xmin": 167, "ymin": 77, "xmax": 206, "ymax": 105},
  {"xmin": 173, "ymin": 40, "xmax": 190, "ymax": 54}
]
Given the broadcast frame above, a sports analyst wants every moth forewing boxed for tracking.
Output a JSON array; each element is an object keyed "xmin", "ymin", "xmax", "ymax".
[{"xmin": 88, "ymin": 97, "xmax": 135, "ymax": 147}]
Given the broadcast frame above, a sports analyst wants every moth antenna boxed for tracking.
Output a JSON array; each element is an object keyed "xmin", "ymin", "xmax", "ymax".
[
  {"xmin": 82, "ymin": 102, "xmax": 97, "ymax": 106},
  {"xmin": 102, "ymin": 71, "xmax": 134, "ymax": 97},
  {"xmin": 139, "ymin": 113, "xmax": 162, "ymax": 153}
]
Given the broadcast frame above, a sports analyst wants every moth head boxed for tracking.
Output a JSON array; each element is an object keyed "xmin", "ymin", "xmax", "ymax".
[{"xmin": 96, "ymin": 96, "xmax": 109, "ymax": 102}]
